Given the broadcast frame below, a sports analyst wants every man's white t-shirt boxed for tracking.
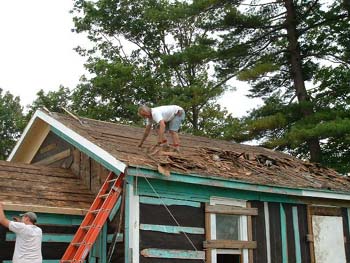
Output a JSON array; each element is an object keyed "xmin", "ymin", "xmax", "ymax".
[
  {"xmin": 147, "ymin": 105, "xmax": 183, "ymax": 124},
  {"xmin": 9, "ymin": 221, "xmax": 43, "ymax": 263}
]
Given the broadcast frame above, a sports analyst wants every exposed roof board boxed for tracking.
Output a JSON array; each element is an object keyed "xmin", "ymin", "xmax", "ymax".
[
  {"xmin": 36, "ymin": 111, "xmax": 350, "ymax": 195},
  {"xmin": 0, "ymin": 160, "xmax": 95, "ymax": 215}
]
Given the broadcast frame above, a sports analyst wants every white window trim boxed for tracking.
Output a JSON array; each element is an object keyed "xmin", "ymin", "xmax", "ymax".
[{"xmin": 209, "ymin": 197, "xmax": 249, "ymax": 263}]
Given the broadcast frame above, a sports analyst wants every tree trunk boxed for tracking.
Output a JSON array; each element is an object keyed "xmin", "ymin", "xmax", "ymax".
[
  {"xmin": 284, "ymin": 0, "xmax": 322, "ymax": 162},
  {"xmin": 192, "ymin": 106, "xmax": 199, "ymax": 132}
]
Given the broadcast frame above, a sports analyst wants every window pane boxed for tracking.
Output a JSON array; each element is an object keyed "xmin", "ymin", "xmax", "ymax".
[{"xmin": 216, "ymin": 214, "xmax": 240, "ymax": 240}]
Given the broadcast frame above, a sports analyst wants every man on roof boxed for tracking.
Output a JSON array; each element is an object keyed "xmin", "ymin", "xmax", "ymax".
[
  {"xmin": 138, "ymin": 105, "xmax": 185, "ymax": 151},
  {"xmin": 0, "ymin": 202, "xmax": 42, "ymax": 263}
]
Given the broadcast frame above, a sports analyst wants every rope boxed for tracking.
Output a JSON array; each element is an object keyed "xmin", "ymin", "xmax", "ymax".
[{"xmin": 140, "ymin": 171, "xmax": 205, "ymax": 263}]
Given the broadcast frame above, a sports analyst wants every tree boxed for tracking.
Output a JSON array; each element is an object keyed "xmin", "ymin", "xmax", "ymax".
[
  {"xmin": 203, "ymin": 0, "xmax": 350, "ymax": 167},
  {"xmin": 28, "ymin": 86, "xmax": 72, "ymax": 117},
  {"xmin": 71, "ymin": 0, "xmax": 234, "ymax": 136},
  {"xmin": 0, "ymin": 89, "xmax": 26, "ymax": 160}
]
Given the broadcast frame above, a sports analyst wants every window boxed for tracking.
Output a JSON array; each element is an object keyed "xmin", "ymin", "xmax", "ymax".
[{"xmin": 204, "ymin": 197, "xmax": 257, "ymax": 263}]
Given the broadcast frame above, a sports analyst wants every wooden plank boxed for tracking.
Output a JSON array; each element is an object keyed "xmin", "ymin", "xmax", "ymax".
[
  {"xmin": 297, "ymin": 204, "xmax": 311, "ymax": 262},
  {"xmin": 140, "ymin": 248, "xmax": 205, "ymax": 260},
  {"xmin": 10, "ymin": 118, "xmax": 50, "ymax": 163},
  {"xmin": 203, "ymin": 240, "xmax": 257, "ymax": 249},
  {"xmin": 307, "ymin": 205, "xmax": 315, "ymax": 263},
  {"xmin": 251, "ymin": 201, "xmax": 267, "ymax": 263},
  {"xmin": 269, "ymin": 203, "xmax": 282, "ymax": 262},
  {"xmin": 33, "ymin": 149, "xmax": 71, "ymax": 165},
  {"xmin": 284, "ymin": 204, "xmax": 296, "ymax": 262},
  {"xmin": 140, "ymin": 224, "xmax": 204, "ymax": 235},
  {"xmin": 205, "ymin": 204, "xmax": 258, "ymax": 216},
  {"xmin": 140, "ymin": 196, "xmax": 201, "ymax": 208},
  {"xmin": 342, "ymin": 208, "xmax": 350, "ymax": 262},
  {"xmin": 2, "ymin": 202, "xmax": 87, "ymax": 215},
  {"xmin": 309, "ymin": 206, "xmax": 342, "ymax": 216},
  {"xmin": 247, "ymin": 202, "xmax": 254, "ymax": 263},
  {"xmin": 292, "ymin": 206, "xmax": 302, "ymax": 263},
  {"xmin": 205, "ymin": 204, "xmax": 211, "ymax": 263},
  {"xmin": 279, "ymin": 204, "xmax": 288, "ymax": 263},
  {"xmin": 39, "ymin": 143, "xmax": 57, "ymax": 154}
]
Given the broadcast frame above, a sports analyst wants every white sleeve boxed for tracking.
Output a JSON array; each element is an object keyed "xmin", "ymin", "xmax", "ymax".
[
  {"xmin": 9, "ymin": 221, "xmax": 26, "ymax": 234},
  {"xmin": 152, "ymin": 111, "xmax": 163, "ymax": 123}
]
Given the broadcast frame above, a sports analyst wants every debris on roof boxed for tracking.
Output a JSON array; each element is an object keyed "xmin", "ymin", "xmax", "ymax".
[{"xmin": 45, "ymin": 112, "xmax": 350, "ymax": 193}]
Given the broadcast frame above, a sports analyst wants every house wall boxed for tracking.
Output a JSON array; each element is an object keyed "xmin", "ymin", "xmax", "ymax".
[
  {"xmin": 31, "ymin": 131, "xmax": 110, "ymax": 194},
  {"xmin": 27, "ymin": 131, "xmax": 124, "ymax": 262},
  {"xmin": 133, "ymin": 177, "xmax": 350, "ymax": 263}
]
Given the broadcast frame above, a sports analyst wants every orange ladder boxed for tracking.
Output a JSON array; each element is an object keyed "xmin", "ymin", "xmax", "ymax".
[{"xmin": 60, "ymin": 171, "xmax": 125, "ymax": 263}]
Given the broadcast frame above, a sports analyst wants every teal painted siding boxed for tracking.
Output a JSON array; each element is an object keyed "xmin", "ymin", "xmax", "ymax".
[
  {"xmin": 280, "ymin": 204, "xmax": 288, "ymax": 263},
  {"xmin": 136, "ymin": 177, "xmax": 299, "ymax": 204},
  {"xmin": 292, "ymin": 206, "xmax": 302, "ymax": 263},
  {"xmin": 5, "ymin": 211, "xmax": 83, "ymax": 226}
]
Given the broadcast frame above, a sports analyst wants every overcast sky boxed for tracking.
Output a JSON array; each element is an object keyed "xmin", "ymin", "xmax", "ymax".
[{"xmin": 0, "ymin": 0, "xmax": 261, "ymax": 117}]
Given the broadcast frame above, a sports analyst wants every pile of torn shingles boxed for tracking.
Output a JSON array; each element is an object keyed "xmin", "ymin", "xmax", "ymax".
[
  {"xmin": 143, "ymin": 144, "xmax": 348, "ymax": 193},
  {"xmin": 49, "ymin": 112, "xmax": 350, "ymax": 193}
]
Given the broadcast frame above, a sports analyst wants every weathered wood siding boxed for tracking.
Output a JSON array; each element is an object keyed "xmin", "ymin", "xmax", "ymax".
[
  {"xmin": 342, "ymin": 208, "xmax": 350, "ymax": 262},
  {"xmin": 251, "ymin": 201, "xmax": 313, "ymax": 263},
  {"xmin": 30, "ymin": 131, "xmax": 110, "ymax": 195},
  {"xmin": 31, "ymin": 132, "xmax": 73, "ymax": 168},
  {"xmin": 139, "ymin": 199, "xmax": 205, "ymax": 263}
]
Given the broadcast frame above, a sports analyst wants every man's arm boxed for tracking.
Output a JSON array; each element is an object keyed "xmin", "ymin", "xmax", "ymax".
[
  {"xmin": 138, "ymin": 124, "xmax": 152, "ymax": 147},
  {"xmin": 0, "ymin": 203, "xmax": 10, "ymax": 228}
]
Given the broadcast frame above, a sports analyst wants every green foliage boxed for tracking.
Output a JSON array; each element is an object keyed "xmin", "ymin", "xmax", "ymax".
[
  {"xmin": 71, "ymin": 0, "xmax": 228, "ymax": 133},
  {"xmin": 0, "ymin": 89, "xmax": 26, "ymax": 160},
  {"xmin": 28, "ymin": 86, "xmax": 72, "ymax": 117},
  {"xmin": 201, "ymin": 0, "xmax": 350, "ymax": 171}
]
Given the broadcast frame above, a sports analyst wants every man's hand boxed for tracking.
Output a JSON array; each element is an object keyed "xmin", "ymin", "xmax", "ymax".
[{"xmin": 12, "ymin": 216, "xmax": 21, "ymax": 222}]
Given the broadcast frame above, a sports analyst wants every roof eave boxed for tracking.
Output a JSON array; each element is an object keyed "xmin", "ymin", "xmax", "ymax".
[{"xmin": 127, "ymin": 166, "xmax": 350, "ymax": 201}]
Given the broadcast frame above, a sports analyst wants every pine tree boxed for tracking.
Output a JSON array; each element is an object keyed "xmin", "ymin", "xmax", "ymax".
[{"xmin": 204, "ymin": 0, "xmax": 350, "ymax": 168}]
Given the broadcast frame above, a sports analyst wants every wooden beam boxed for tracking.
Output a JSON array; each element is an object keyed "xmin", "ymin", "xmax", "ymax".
[
  {"xmin": 10, "ymin": 118, "xmax": 50, "ymax": 163},
  {"xmin": 205, "ymin": 204, "xmax": 258, "ymax": 216},
  {"xmin": 141, "ymin": 248, "xmax": 205, "ymax": 260},
  {"xmin": 307, "ymin": 205, "xmax": 315, "ymax": 263},
  {"xmin": 247, "ymin": 202, "xmax": 254, "ymax": 262},
  {"xmin": 205, "ymin": 203, "xmax": 212, "ymax": 263},
  {"xmin": 39, "ymin": 143, "xmax": 57, "ymax": 154},
  {"xmin": 2, "ymin": 202, "xmax": 87, "ymax": 216},
  {"xmin": 309, "ymin": 206, "xmax": 342, "ymax": 216},
  {"xmin": 33, "ymin": 149, "xmax": 71, "ymax": 166},
  {"xmin": 140, "ymin": 224, "xmax": 204, "ymax": 234},
  {"xmin": 203, "ymin": 240, "xmax": 257, "ymax": 249}
]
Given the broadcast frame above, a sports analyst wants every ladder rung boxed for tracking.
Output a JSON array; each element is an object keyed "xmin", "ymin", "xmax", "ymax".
[
  {"xmin": 81, "ymin": 225, "xmax": 92, "ymax": 230},
  {"xmin": 107, "ymin": 179, "xmax": 117, "ymax": 183},
  {"xmin": 99, "ymin": 193, "xmax": 109, "ymax": 198},
  {"xmin": 72, "ymin": 242, "xmax": 82, "ymax": 246},
  {"xmin": 90, "ymin": 209, "xmax": 101, "ymax": 214}
]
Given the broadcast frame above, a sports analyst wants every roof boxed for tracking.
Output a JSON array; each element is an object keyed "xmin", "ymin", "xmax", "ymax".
[
  {"xmin": 29, "ymin": 110, "xmax": 350, "ymax": 195},
  {"xmin": 0, "ymin": 160, "xmax": 95, "ymax": 215}
]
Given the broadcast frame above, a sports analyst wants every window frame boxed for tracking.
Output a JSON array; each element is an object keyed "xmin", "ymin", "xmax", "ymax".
[{"xmin": 204, "ymin": 197, "xmax": 257, "ymax": 263}]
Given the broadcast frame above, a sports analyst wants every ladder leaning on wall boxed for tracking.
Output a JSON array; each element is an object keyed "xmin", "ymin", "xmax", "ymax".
[{"xmin": 60, "ymin": 171, "xmax": 125, "ymax": 263}]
